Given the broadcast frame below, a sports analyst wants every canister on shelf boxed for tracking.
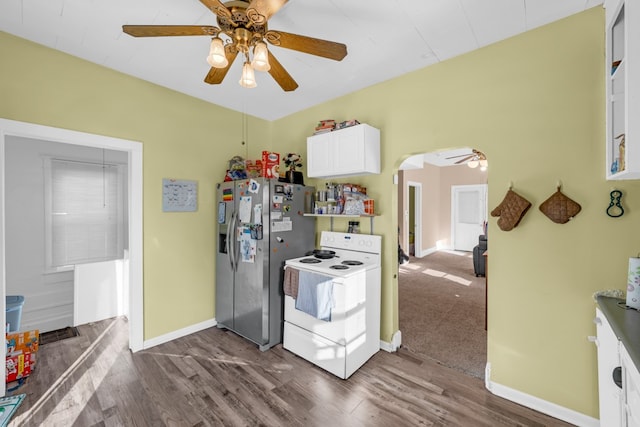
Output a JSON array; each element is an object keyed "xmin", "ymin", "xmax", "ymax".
[{"xmin": 364, "ymin": 199, "xmax": 374, "ymax": 215}]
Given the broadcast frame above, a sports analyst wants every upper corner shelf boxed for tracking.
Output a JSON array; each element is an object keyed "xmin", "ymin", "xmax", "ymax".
[{"xmin": 605, "ymin": 0, "xmax": 640, "ymax": 179}]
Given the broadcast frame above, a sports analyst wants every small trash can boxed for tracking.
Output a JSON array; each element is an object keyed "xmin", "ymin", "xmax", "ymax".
[{"xmin": 6, "ymin": 295, "xmax": 25, "ymax": 333}]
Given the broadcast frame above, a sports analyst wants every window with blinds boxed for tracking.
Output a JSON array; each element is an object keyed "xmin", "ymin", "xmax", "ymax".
[{"xmin": 45, "ymin": 158, "xmax": 125, "ymax": 270}]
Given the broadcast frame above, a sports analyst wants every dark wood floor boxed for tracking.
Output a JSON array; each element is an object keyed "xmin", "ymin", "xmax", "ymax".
[{"xmin": 9, "ymin": 317, "xmax": 573, "ymax": 426}]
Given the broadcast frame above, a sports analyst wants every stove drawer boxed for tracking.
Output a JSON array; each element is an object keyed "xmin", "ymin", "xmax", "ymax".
[
  {"xmin": 284, "ymin": 283, "xmax": 366, "ymax": 345},
  {"xmin": 283, "ymin": 321, "xmax": 347, "ymax": 379}
]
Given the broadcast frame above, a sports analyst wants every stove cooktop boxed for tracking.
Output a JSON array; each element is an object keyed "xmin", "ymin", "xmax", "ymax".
[{"xmin": 285, "ymin": 253, "xmax": 379, "ymax": 278}]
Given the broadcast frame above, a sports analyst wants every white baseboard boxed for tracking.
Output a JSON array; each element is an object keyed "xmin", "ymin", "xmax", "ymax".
[
  {"xmin": 143, "ymin": 318, "xmax": 217, "ymax": 350},
  {"xmin": 417, "ymin": 246, "xmax": 438, "ymax": 257},
  {"xmin": 380, "ymin": 330, "xmax": 402, "ymax": 352},
  {"xmin": 485, "ymin": 363, "xmax": 599, "ymax": 427}
]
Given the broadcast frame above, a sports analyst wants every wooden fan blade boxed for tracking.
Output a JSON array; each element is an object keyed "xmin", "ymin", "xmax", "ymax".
[
  {"xmin": 204, "ymin": 46, "xmax": 239, "ymax": 84},
  {"xmin": 454, "ymin": 155, "xmax": 474, "ymax": 164},
  {"xmin": 267, "ymin": 51, "xmax": 298, "ymax": 91},
  {"xmin": 123, "ymin": 25, "xmax": 220, "ymax": 37},
  {"xmin": 199, "ymin": 0, "xmax": 233, "ymax": 20},
  {"xmin": 246, "ymin": 0, "xmax": 288, "ymax": 25},
  {"xmin": 265, "ymin": 30, "xmax": 347, "ymax": 61}
]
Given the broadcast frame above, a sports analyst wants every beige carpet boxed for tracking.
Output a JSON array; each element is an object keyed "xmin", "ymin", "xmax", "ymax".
[{"xmin": 399, "ymin": 250, "xmax": 487, "ymax": 378}]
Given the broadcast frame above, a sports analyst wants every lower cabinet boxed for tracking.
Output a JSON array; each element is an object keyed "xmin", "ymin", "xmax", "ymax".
[
  {"xmin": 595, "ymin": 306, "xmax": 640, "ymax": 426},
  {"xmin": 621, "ymin": 344, "xmax": 640, "ymax": 427}
]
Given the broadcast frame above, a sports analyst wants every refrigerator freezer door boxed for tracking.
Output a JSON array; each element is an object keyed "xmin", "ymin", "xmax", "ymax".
[{"xmin": 215, "ymin": 181, "xmax": 236, "ymax": 330}]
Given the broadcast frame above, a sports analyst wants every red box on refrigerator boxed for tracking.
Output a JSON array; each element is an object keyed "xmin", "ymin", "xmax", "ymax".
[{"xmin": 261, "ymin": 151, "xmax": 280, "ymax": 179}]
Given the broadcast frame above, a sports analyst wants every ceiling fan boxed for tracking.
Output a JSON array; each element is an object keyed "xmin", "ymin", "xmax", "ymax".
[
  {"xmin": 122, "ymin": 0, "xmax": 348, "ymax": 91},
  {"xmin": 446, "ymin": 149, "xmax": 488, "ymax": 169}
]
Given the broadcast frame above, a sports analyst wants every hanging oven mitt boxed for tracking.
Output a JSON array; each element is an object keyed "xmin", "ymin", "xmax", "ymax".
[
  {"xmin": 539, "ymin": 187, "xmax": 581, "ymax": 224},
  {"xmin": 491, "ymin": 189, "xmax": 532, "ymax": 231}
]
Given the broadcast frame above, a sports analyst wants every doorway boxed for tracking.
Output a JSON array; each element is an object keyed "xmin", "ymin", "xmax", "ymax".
[
  {"xmin": 407, "ymin": 182, "xmax": 422, "ymax": 257},
  {"xmin": 0, "ymin": 118, "xmax": 144, "ymax": 396}
]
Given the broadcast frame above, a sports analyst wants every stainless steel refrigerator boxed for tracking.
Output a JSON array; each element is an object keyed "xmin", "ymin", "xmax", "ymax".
[{"xmin": 215, "ymin": 178, "xmax": 316, "ymax": 350}]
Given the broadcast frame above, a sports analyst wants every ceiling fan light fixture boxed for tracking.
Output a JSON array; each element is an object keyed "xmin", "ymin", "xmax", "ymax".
[
  {"xmin": 207, "ymin": 37, "xmax": 228, "ymax": 68},
  {"xmin": 467, "ymin": 159, "xmax": 480, "ymax": 168},
  {"xmin": 251, "ymin": 41, "xmax": 270, "ymax": 72},
  {"xmin": 479, "ymin": 159, "xmax": 488, "ymax": 168},
  {"xmin": 239, "ymin": 61, "xmax": 257, "ymax": 88}
]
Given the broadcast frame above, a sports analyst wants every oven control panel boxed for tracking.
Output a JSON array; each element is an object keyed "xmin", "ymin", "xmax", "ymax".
[{"xmin": 320, "ymin": 231, "xmax": 381, "ymax": 253}]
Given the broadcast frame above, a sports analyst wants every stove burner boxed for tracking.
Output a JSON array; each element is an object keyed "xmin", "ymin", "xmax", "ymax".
[
  {"xmin": 330, "ymin": 265, "xmax": 349, "ymax": 270},
  {"xmin": 342, "ymin": 260, "xmax": 363, "ymax": 266},
  {"xmin": 300, "ymin": 258, "xmax": 322, "ymax": 264}
]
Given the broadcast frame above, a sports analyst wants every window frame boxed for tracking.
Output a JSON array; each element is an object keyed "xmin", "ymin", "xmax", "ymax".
[{"xmin": 43, "ymin": 156, "xmax": 126, "ymax": 272}]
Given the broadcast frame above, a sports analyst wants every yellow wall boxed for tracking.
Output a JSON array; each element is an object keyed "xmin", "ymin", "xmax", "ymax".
[
  {"xmin": 271, "ymin": 7, "xmax": 640, "ymax": 417},
  {"xmin": 0, "ymin": 31, "xmax": 271, "ymax": 339},
  {"xmin": 2, "ymin": 5, "xmax": 640, "ymax": 417}
]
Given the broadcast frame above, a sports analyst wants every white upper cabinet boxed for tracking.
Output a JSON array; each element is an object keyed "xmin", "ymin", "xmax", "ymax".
[
  {"xmin": 605, "ymin": 0, "xmax": 640, "ymax": 179},
  {"xmin": 307, "ymin": 124, "xmax": 380, "ymax": 178}
]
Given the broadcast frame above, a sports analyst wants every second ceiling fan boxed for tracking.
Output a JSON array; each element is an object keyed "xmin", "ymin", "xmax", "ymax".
[
  {"xmin": 446, "ymin": 149, "xmax": 488, "ymax": 169},
  {"xmin": 122, "ymin": 0, "xmax": 348, "ymax": 91}
]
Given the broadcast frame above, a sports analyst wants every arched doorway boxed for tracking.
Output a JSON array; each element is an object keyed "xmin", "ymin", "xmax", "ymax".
[{"xmin": 396, "ymin": 148, "xmax": 488, "ymax": 378}]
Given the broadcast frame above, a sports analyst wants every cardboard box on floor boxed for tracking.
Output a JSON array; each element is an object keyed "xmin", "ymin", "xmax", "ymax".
[
  {"xmin": 6, "ymin": 330, "xmax": 39, "ymax": 354},
  {"xmin": 6, "ymin": 351, "xmax": 34, "ymax": 383}
]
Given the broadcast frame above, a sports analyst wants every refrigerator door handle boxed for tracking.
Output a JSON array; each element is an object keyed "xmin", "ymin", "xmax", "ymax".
[
  {"xmin": 230, "ymin": 210, "xmax": 240, "ymax": 272},
  {"xmin": 227, "ymin": 210, "xmax": 236, "ymax": 271}
]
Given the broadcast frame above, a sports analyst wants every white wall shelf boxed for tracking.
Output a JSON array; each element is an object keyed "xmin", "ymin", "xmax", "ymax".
[{"xmin": 303, "ymin": 214, "xmax": 378, "ymax": 234}]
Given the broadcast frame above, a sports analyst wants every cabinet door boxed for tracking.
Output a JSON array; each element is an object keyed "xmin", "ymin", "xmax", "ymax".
[
  {"xmin": 307, "ymin": 132, "xmax": 332, "ymax": 177},
  {"xmin": 595, "ymin": 308, "xmax": 624, "ymax": 425},
  {"xmin": 333, "ymin": 125, "xmax": 365, "ymax": 175}
]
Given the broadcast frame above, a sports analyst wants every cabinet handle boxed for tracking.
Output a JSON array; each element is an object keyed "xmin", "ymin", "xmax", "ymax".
[
  {"xmin": 593, "ymin": 317, "xmax": 602, "ymax": 326},
  {"xmin": 612, "ymin": 366, "xmax": 622, "ymax": 389},
  {"xmin": 587, "ymin": 335, "xmax": 598, "ymax": 345}
]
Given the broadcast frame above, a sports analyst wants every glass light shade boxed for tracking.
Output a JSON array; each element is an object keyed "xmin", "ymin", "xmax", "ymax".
[
  {"xmin": 207, "ymin": 37, "xmax": 228, "ymax": 68},
  {"xmin": 251, "ymin": 41, "xmax": 270, "ymax": 72},
  {"xmin": 467, "ymin": 160, "xmax": 479, "ymax": 168},
  {"xmin": 479, "ymin": 159, "xmax": 488, "ymax": 168},
  {"xmin": 239, "ymin": 62, "xmax": 257, "ymax": 88}
]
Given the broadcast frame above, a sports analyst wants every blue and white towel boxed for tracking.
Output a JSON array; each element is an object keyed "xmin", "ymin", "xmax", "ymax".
[{"xmin": 295, "ymin": 270, "xmax": 335, "ymax": 321}]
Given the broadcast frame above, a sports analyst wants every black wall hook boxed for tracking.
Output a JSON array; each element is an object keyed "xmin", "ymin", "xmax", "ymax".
[{"xmin": 606, "ymin": 190, "xmax": 624, "ymax": 218}]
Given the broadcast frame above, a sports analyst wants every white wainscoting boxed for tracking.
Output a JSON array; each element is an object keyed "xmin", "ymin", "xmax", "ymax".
[{"xmin": 19, "ymin": 270, "xmax": 74, "ymax": 333}]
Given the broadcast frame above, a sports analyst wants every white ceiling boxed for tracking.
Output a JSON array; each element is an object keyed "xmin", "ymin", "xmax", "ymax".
[{"xmin": 1, "ymin": 0, "xmax": 602, "ymax": 121}]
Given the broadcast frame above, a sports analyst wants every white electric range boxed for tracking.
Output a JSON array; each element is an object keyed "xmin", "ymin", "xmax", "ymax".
[{"xmin": 283, "ymin": 231, "xmax": 382, "ymax": 379}]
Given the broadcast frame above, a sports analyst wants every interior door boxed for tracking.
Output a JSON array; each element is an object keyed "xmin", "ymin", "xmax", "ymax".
[{"xmin": 452, "ymin": 184, "xmax": 487, "ymax": 251}]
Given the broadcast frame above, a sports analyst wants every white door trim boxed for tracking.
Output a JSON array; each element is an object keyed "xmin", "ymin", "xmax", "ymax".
[
  {"xmin": 407, "ymin": 181, "xmax": 422, "ymax": 257},
  {"xmin": 0, "ymin": 118, "xmax": 144, "ymax": 396}
]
